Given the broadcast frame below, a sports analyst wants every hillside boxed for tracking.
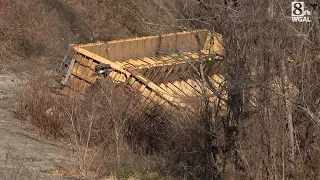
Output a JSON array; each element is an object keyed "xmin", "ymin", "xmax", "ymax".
[
  {"xmin": 0, "ymin": 0, "xmax": 188, "ymax": 61},
  {"xmin": 0, "ymin": 0, "xmax": 319, "ymax": 179},
  {"xmin": 0, "ymin": 1, "xmax": 190, "ymax": 179}
]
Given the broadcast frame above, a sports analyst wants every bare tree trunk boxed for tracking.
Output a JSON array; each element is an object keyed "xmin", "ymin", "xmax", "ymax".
[
  {"xmin": 313, "ymin": 6, "xmax": 320, "ymax": 44},
  {"xmin": 280, "ymin": 58, "xmax": 295, "ymax": 161},
  {"xmin": 115, "ymin": 127, "xmax": 121, "ymax": 169},
  {"xmin": 199, "ymin": 50, "xmax": 218, "ymax": 179},
  {"xmin": 267, "ymin": 0, "xmax": 274, "ymax": 19}
]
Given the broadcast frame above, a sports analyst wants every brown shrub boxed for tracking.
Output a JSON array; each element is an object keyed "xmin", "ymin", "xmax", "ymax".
[
  {"xmin": 17, "ymin": 72, "xmax": 69, "ymax": 138},
  {"xmin": 62, "ymin": 0, "xmax": 183, "ymax": 41},
  {"xmin": 0, "ymin": 0, "xmax": 67, "ymax": 57},
  {"xmin": 18, "ymin": 72, "xmax": 225, "ymax": 179},
  {"xmin": 0, "ymin": 0, "xmax": 185, "ymax": 59}
]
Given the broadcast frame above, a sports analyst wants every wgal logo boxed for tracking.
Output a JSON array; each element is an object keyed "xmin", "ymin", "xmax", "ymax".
[{"xmin": 291, "ymin": 2, "xmax": 311, "ymax": 22}]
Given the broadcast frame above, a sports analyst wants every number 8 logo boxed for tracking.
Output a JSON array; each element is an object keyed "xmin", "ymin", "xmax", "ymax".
[{"xmin": 291, "ymin": 2, "xmax": 305, "ymax": 16}]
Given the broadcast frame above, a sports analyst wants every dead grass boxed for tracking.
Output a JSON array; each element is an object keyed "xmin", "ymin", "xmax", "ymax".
[
  {"xmin": 0, "ymin": 0, "xmax": 184, "ymax": 60},
  {"xmin": 17, "ymin": 72, "xmax": 225, "ymax": 179},
  {"xmin": 62, "ymin": 0, "xmax": 183, "ymax": 40},
  {"xmin": 0, "ymin": 0, "xmax": 72, "ymax": 58},
  {"xmin": 9, "ymin": 0, "xmax": 320, "ymax": 178},
  {"xmin": 18, "ymin": 72, "xmax": 68, "ymax": 138}
]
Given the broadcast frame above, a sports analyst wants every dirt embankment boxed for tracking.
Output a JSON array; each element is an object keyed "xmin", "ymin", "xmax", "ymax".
[
  {"xmin": 0, "ymin": 72, "xmax": 79, "ymax": 179},
  {"xmin": 0, "ymin": 0, "xmax": 185, "ymax": 63}
]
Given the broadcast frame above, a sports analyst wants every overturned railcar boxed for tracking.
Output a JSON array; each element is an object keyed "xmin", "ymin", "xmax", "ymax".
[{"xmin": 58, "ymin": 30, "xmax": 226, "ymax": 108}]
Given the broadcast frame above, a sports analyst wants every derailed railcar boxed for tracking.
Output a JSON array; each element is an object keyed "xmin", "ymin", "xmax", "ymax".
[{"xmin": 58, "ymin": 30, "xmax": 226, "ymax": 109}]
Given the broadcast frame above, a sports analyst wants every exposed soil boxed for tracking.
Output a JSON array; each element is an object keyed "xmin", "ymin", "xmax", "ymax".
[{"xmin": 0, "ymin": 69, "xmax": 78, "ymax": 180}]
